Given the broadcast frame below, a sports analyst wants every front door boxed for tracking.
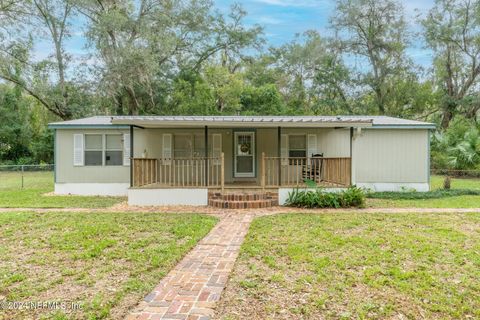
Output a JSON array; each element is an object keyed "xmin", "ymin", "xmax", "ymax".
[{"xmin": 234, "ymin": 131, "xmax": 255, "ymax": 177}]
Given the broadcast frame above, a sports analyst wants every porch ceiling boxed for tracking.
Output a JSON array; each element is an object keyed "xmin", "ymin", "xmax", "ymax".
[{"xmin": 111, "ymin": 116, "xmax": 374, "ymax": 128}]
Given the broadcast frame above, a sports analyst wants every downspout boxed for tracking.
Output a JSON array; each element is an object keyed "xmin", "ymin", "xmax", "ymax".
[
  {"xmin": 427, "ymin": 129, "xmax": 431, "ymax": 191},
  {"xmin": 130, "ymin": 125, "xmax": 134, "ymax": 187},
  {"xmin": 350, "ymin": 127, "xmax": 353, "ymax": 186},
  {"xmin": 53, "ymin": 129, "xmax": 56, "ymax": 184},
  {"xmin": 205, "ymin": 126, "xmax": 209, "ymax": 187},
  {"xmin": 277, "ymin": 126, "xmax": 281, "ymax": 186}
]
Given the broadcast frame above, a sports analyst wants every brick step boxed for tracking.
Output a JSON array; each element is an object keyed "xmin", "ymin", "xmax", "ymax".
[
  {"xmin": 208, "ymin": 198, "xmax": 278, "ymax": 209},
  {"xmin": 208, "ymin": 192, "xmax": 278, "ymax": 201}
]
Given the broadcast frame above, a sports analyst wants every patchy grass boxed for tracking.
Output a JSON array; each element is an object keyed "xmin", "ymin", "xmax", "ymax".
[
  {"xmin": 367, "ymin": 195, "xmax": 480, "ymax": 208},
  {"xmin": 216, "ymin": 213, "xmax": 480, "ymax": 320},
  {"xmin": 368, "ymin": 188, "xmax": 480, "ymax": 199},
  {"xmin": 430, "ymin": 175, "xmax": 480, "ymax": 190},
  {"xmin": 367, "ymin": 175, "xmax": 480, "ymax": 208},
  {"xmin": 0, "ymin": 171, "xmax": 124, "ymax": 208},
  {"xmin": 0, "ymin": 211, "xmax": 217, "ymax": 319}
]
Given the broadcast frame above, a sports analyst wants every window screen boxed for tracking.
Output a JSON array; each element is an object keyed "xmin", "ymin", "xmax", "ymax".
[
  {"xmin": 194, "ymin": 135, "xmax": 205, "ymax": 157},
  {"xmin": 288, "ymin": 135, "xmax": 306, "ymax": 164},
  {"xmin": 288, "ymin": 135, "xmax": 306, "ymax": 157},
  {"xmin": 105, "ymin": 134, "xmax": 123, "ymax": 166},
  {"xmin": 85, "ymin": 134, "xmax": 103, "ymax": 166},
  {"xmin": 174, "ymin": 134, "xmax": 205, "ymax": 158},
  {"xmin": 174, "ymin": 135, "xmax": 193, "ymax": 158}
]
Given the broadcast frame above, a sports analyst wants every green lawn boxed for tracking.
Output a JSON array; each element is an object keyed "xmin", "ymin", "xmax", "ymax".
[
  {"xmin": 0, "ymin": 211, "xmax": 217, "ymax": 319},
  {"xmin": 0, "ymin": 171, "xmax": 124, "ymax": 208},
  {"xmin": 216, "ymin": 213, "xmax": 480, "ymax": 319},
  {"xmin": 430, "ymin": 175, "xmax": 480, "ymax": 190},
  {"xmin": 367, "ymin": 175, "xmax": 480, "ymax": 208}
]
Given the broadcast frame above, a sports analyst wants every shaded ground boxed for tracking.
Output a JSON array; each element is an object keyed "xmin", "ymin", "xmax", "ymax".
[
  {"xmin": 216, "ymin": 212, "xmax": 480, "ymax": 319},
  {"xmin": 0, "ymin": 211, "xmax": 217, "ymax": 319}
]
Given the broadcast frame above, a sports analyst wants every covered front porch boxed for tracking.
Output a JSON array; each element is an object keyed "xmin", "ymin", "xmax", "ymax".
[
  {"xmin": 131, "ymin": 154, "xmax": 352, "ymax": 191},
  {"xmin": 111, "ymin": 116, "xmax": 371, "ymax": 206}
]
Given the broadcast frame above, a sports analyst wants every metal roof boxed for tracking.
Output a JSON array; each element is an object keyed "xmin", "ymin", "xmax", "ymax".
[{"xmin": 49, "ymin": 115, "xmax": 435, "ymax": 129}]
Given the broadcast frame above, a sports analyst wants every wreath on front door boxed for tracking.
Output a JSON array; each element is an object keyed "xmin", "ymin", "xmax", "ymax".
[{"xmin": 240, "ymin": 142, "xmax": 250, "ymax": 153}]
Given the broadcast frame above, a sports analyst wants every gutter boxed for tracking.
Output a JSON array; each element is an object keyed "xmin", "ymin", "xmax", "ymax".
[
  {"xmin": 47, "ymin": 124, "xmax": 130, "ymax": 129},
  {"xmin": 370, "ymin": 124, "xmax": 436, "ymax": 130}
]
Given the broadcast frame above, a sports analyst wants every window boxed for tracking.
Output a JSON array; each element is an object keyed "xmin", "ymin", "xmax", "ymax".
[
  {"xmin": 194, "ymin": 135, "xmax": 205, "ymax": 157},
  {"xmin": 105, "ymin": 134, "xmax": 123, "ymax": 166},
  {"xmin": 288, "ymin": 135, "xmax": 306, "ymax": 158},
  {"xmin": 173, "ymin": 134, "xmax": 205, "ymax": 158},
  {"xmin": 288, "ymin": 135, "xmax": 306, "ymax": 165},
  {"xmin": 84, "ymin": 134, "xmax": 103, "ymax": 166},
  {"xmin": 174, "ymin": 135, "xmax": 193, "ymax": 158},
  {"xmin": 84, "ymin": 134, "xmax": 123, "ymax": 166}
]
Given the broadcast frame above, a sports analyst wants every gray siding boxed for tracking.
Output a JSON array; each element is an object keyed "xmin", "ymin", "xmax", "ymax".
[
  {"xmin": 59, "ymin": 127, "xmax": 429, "ymax": 186},
  {"xmin": 56, "ymin": 128, "xmax": 130, "ymax": 183},
  {"xmin": 353, "ymin": 129, "xmax": 429, "ymax": 183}
]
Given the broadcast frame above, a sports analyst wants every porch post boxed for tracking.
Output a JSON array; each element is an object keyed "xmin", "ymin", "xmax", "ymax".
[
  {"xmin": 204, "ymin": 125, "xmax": 209, "ymax": 187},
  {"xmin": 277, "ymin": 126, "xmax": 281, "ymax": 186},
  {"xmin": 130, "ymin": 125, "xmax": 134, "ymax": 187},
  {"xmin": 350, "ymin": 127, "xmax": 353, "ymax": 186}
]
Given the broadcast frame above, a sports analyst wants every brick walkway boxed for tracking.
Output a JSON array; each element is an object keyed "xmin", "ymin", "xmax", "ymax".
[{"xmin": 126, "ymin": 213, "xmax": 254, "ymax": 320}]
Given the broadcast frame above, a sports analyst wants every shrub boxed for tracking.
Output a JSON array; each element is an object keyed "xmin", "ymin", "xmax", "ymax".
[
  {"xmin": 285, "ymin": 186, "xmax": 366, "ymax": 208},
  {"xmin": 366, "ymin": 189, "xmax": 480, "ymax": 200}
]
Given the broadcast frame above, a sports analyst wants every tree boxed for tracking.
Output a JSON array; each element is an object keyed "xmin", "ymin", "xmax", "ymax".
[
  {"xmin": 331, "ymin": 0, "xmax": 413, "ymax": 114},
  {"xmin": 204, "ymin": 65, "xmax": 244, "ymax": 113},
  {"xmin": 0, "ymin": 0, "xmax": 79, "ymax": 120},
  {"xmin": 268, "ymin": 31, "xmax": 352, "ymax": 114},
  {"xmin": 194, "ymin": 4, "xmax": 264, "ymax": 73},
  {"xmin": 423, "ymin": 0, "xmax": 480, "ymax": 129},
  {"xmin": 0, "ymin": 84, "xmax": 32, "ymax": 163}
]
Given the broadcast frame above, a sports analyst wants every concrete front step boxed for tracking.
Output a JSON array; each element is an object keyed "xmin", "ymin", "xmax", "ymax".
[{"xmin": 208, "ymin": 191, "xmax": 279, "ymax": 209}]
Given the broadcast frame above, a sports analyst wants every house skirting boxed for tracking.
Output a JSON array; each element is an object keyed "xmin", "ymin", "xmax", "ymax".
[
  {"xmin": 54, "ymin": 183, "xmax": 129, "ymax": 196},
  {"xmin": 128, "ymin": 188, "xmax": 208, "ymax": 206},
  {"xmin": 356, "ymin": 182, "xmax": 429, "ymax": 192}
]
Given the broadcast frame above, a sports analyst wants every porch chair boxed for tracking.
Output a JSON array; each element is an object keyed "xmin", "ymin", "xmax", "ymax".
[{"xmin": 302, "ymin": 153, "xmax": 324, "ymax": 183}]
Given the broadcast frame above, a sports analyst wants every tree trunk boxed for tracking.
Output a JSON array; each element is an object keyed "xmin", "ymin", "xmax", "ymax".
[{"xmin": 440, "ymin": 103, "xmax": 455, "ymax": 129}]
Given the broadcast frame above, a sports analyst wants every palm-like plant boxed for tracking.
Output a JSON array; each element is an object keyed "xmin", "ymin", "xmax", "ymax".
[{"xmin": 447, "ymin": 127, "xmax": 480, "ymax": 170}]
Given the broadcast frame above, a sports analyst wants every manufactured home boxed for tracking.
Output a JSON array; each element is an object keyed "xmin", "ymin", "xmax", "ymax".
[{"xmin": 48, "ymin": 116, "xmax": 435, "ymax": 207}]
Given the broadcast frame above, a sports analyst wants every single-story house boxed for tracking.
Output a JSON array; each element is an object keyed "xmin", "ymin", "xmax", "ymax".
[{"xmin": 48, "ymin": 115, "xmax": 435, "ymax": 207}]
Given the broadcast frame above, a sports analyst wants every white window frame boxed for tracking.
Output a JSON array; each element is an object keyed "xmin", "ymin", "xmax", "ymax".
[
  {"xmin": 84, "ymin": 133, "xmax": 104, "ymax": 166},
  {"xmin": 105, "ymin": 133, "xmax": 123, "ymax": 166},
  {"xmin": 288, "ymin": 134, "xmax": 307, "ymax": 158},
  {"xmin": 83, "ymin": 133, "xmax": 126, "ymax": 167},
  {"xmin": 173, "ymin": 133, "xmax": 206, "ymax": 159},
  {"xmin": 234, "ymin": 131, "xmax": 255, "ymax": 178}
]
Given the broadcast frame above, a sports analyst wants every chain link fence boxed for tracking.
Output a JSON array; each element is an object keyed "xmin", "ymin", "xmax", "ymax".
[
  {"xmin": 0, "ymin": 164, "xmax": 54, "ymax": 190},
  {"xmin": 0, "ymin": 164, "xmax": 478, "ymax": 191}
]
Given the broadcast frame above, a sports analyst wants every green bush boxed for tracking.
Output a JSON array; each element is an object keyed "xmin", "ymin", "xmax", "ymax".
[
  {"xmin": 431, "ymin": 117, "xmax": 480, "ymax": 170},
  {"xmin": 285, "ymin": 186, "xmax": 366, "ymax": 208}
]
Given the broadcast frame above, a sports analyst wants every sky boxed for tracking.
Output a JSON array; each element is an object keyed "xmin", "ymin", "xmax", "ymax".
[
  {"xmin": 213, "ymin": 0, "xmax": 437, "ymax": 68},
  {"xmin": 35, "ymin": 0, "xmax": 437, "ymax": 69}
]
